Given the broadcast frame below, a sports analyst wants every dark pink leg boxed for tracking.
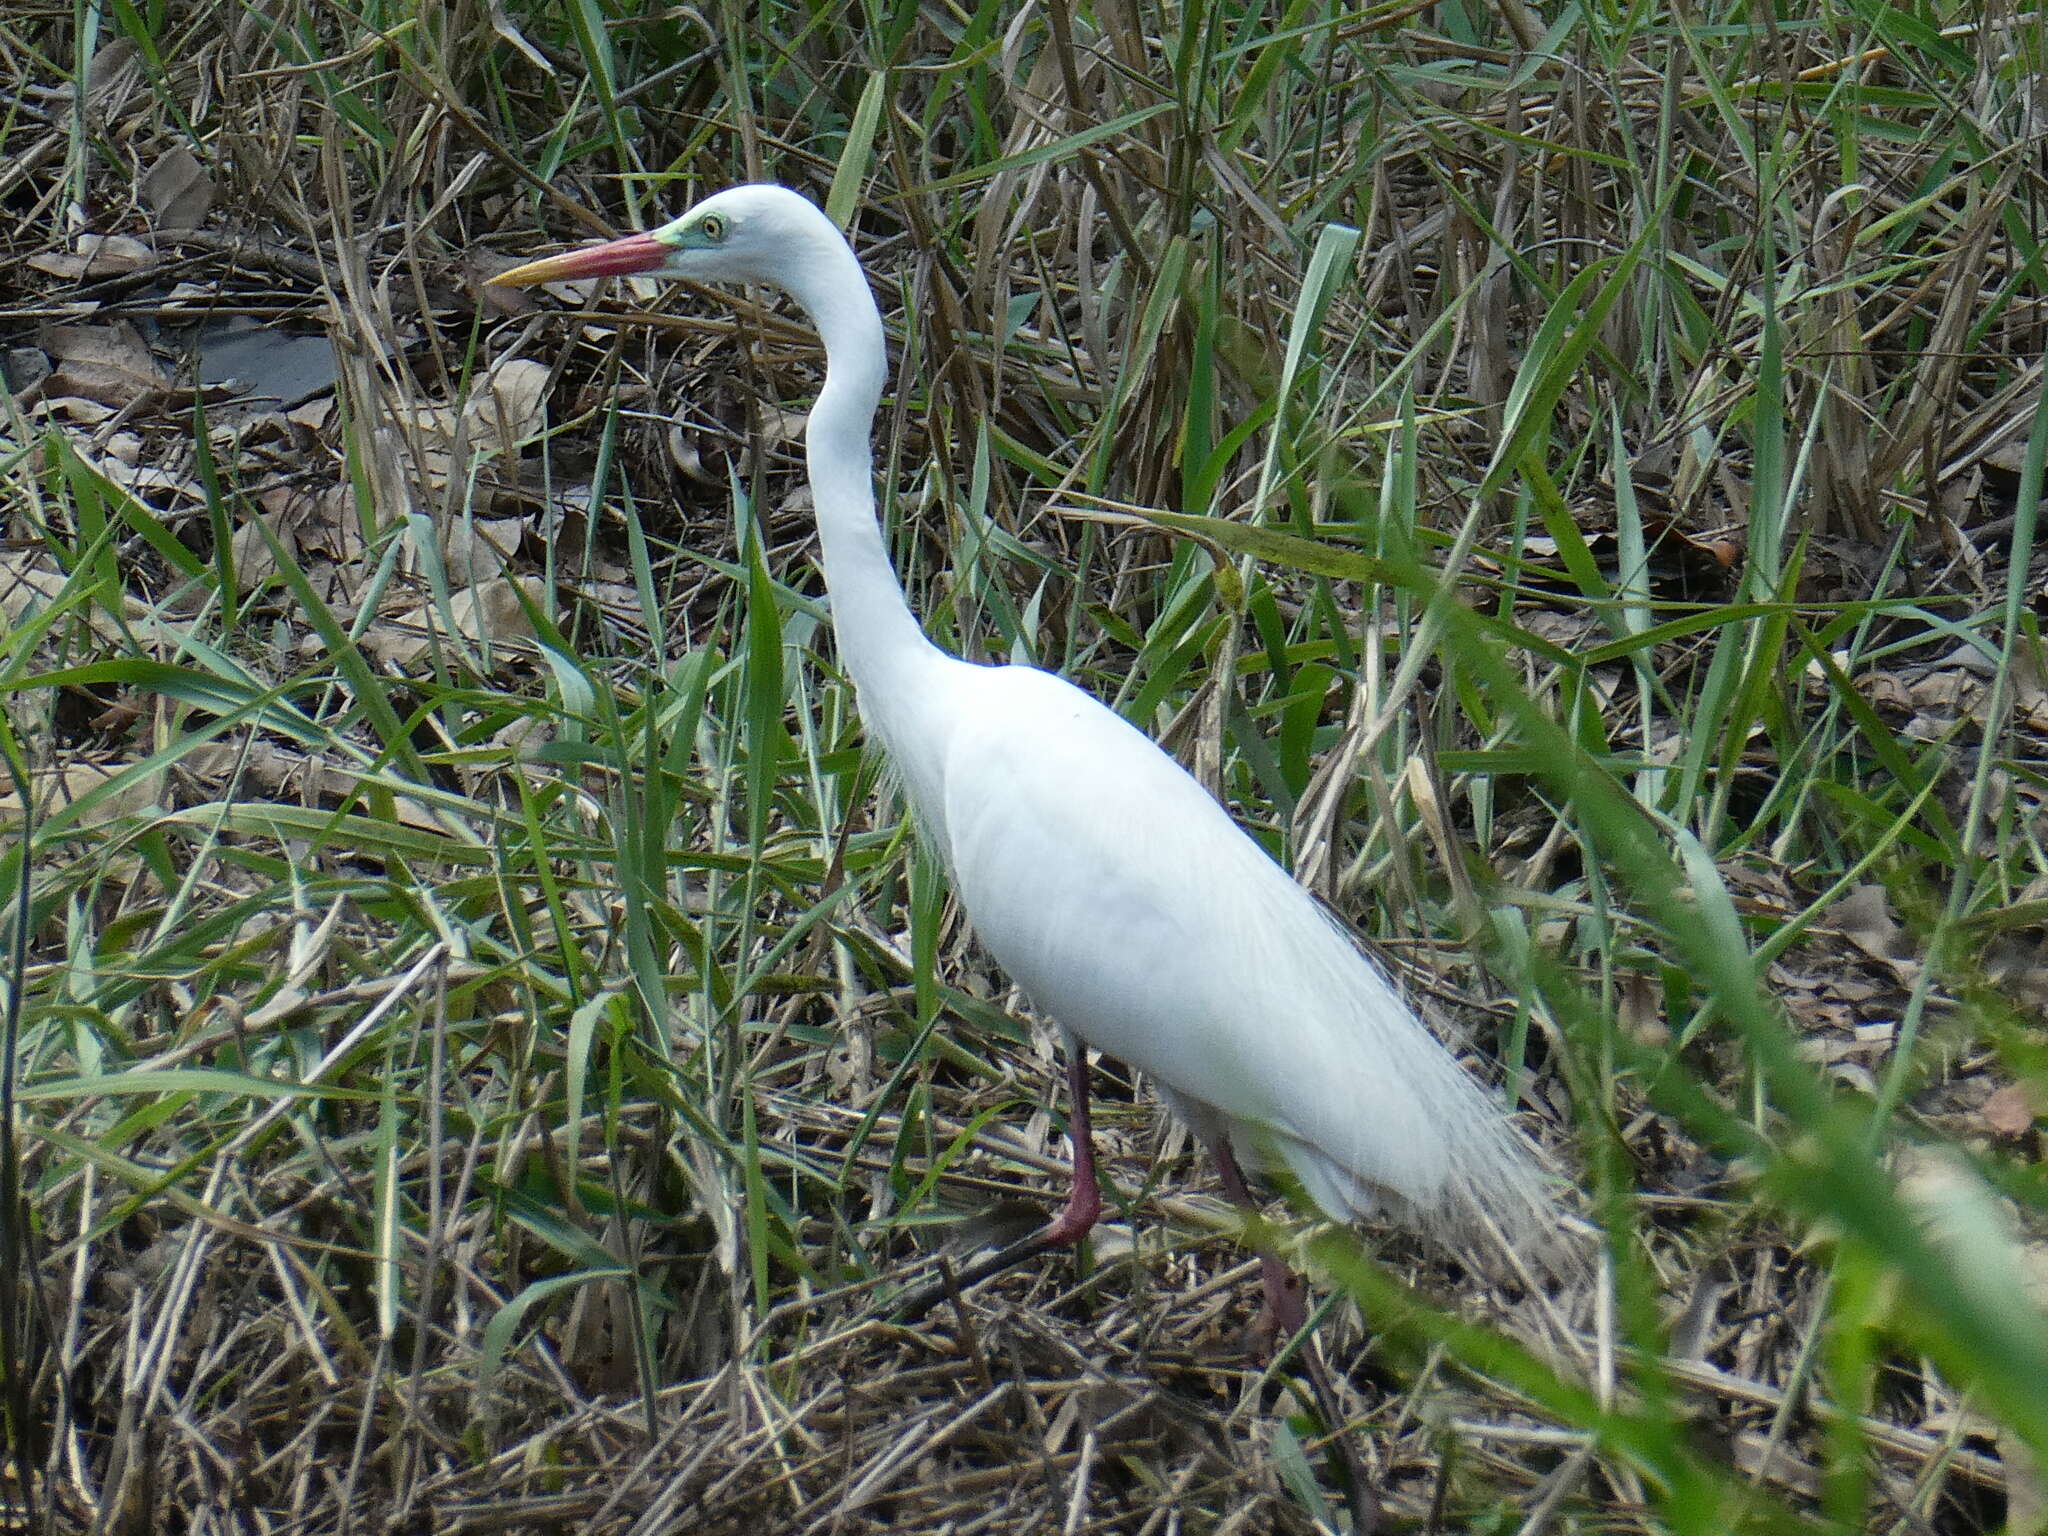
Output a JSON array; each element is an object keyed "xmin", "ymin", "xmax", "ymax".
[
  {"xmin": 1212, "ymin": 1136, "xmax": 1306, "ymax": 1339},
  {"xmin": 1211, "ymin": 1135, "xmax": 1381, "ymax": 1534},
  {"xmin": 1039, "ymin": 1049, "xmax": 1104, "ymax": 1245},
  {"xmin": 893, "ymin": 1046, "xmax": 1103, "ymax": 1318}
]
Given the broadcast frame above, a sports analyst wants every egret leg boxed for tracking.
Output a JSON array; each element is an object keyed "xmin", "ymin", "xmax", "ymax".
[
  {"xmin": 1212, "ymin": 1135, "xmax": 1383, "ymax": 1536},
  {"xmin": 1037, "ymin": 1050, "xmax": 1104, "ymax": 1244},
  {"xmin": 891, "ymin": 1048, "xmax": 1103, "ymax": 1319},
  {"xmin": 1212, "ymin": 1137, "xmax": 1306, "ymax": 1338}
]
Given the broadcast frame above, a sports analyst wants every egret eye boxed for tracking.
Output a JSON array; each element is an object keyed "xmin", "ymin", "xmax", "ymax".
[{"xmin": 700, "ymin": 213, "xmax": 726, "ymax": 242}]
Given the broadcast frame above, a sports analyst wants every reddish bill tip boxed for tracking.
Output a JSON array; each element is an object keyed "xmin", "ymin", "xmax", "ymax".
[{"xmin": 488, "ymin": 231, "xmax": 671, "ymax": 288}]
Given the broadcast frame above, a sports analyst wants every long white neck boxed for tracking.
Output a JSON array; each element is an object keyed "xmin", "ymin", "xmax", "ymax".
[{"xmin": 786, "ymin": 236, "xmax": 946, "ymax": 706}]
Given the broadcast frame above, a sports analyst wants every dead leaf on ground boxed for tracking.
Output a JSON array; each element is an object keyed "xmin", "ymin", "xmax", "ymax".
[
  {"xmin": 140, "ymin": 145, "xmax": 215, "ymax": 229},
  {"xmin": 446, "ymin": 516, "xmax": 527, "ymax": 583},
  {"xmin": 0, "ymin": 555, "xmax": 145, "ymax": 642},
  {"xmin": 259, "ymin": 481, "xmax": 362, "ymax": 567},
  {"xmin": 230, "ymin": 516, "xmax": 291, "ymax": 589},
  {"xmin": 183, "ymin": 739, "xmax": 348, "ymax": 803},
  {"xmin": 28, "ymin": 233, "xmax": 157, "ymax": 280},
  {"xmin": 363, "ymin": 575, "xmax": 545, "ymax": 668},
  {"xmin": 1846, "ymin": 666, "xmax": 1912, "ymax": 716},
  {"xmin": 1826, "ymin": 884, "xmax": 1917, "ymax": 980},
  {"xmin": 39, "ymin": 320, "xmax": 169, "ymax": 406},
  {"xmin": 288, "ymin": 396, "xmax": 334, "ymax": 434},
  {"xmin": 1618, "ymin": 970, "xmax": 1670, "ymax": 1046},
  {"xmin": 100, "ymin": 458, "xmax": 203, "ymax": 501},
  {"xmin": 1981, "ymin": 1081, "xmax": 2044, "ymax": 1139},
  {"xmin": 492, "ymin": 714, "xmax": 553, "ymax": 759},
  {"xmin": 464, "ymin": 356, "xmax": 551, "ymax": 451},
  {"xmin": 0, "ymin": 761, "xmax": 162, "ymax": 829},
  {"xmin": 28, "ymin": 395, "xmax": 117, "ymax": 425}
]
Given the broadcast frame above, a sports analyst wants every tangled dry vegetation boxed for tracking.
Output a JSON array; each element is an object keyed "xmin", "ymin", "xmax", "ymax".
[{"xmin": 2, "ymin": 1, "xmax": 2048, "ymax": 1532}]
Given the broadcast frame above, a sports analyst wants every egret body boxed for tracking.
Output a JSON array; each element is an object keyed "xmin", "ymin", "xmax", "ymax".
[{"xmin": 491, "ymin": 186, "xmax": 1560, "ymax": 1310}]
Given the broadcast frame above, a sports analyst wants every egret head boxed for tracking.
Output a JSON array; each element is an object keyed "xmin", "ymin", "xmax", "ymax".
[{"xmin": 489, "ymin": 185, "xmax": 841, "ymax": 298}]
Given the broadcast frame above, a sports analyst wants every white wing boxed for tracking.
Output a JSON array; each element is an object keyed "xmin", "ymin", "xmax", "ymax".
[{"xmin": 886, "ymin": 658, "xmax": 1554, "ymax": 1249}]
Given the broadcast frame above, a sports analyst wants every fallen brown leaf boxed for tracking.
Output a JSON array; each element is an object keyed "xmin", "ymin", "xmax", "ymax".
[
  {"xmin": 140, "ymin": 145, "xmax": 216, "ymax": 229},
  {"xmin": 1827, "ymin": 884, "xmax": 1917, "ymax": 979},
  {"xmin": 40, "ymin": 320, "xmax": 168, "ymax": 406},
  {"xmin": 0, "ymin": 760, "xmax": 162, "ymax": 829},
  {"xmin": 365, "ymin": 575, "xmax": 544, "ymax": 668},
  {"xmin": 29, "ymin": 233, "xmax": 157, "ymax": 279},
  {"xmin": 446, "ymin": 516, "xmax": 527, "ymax": 583},
  {"xmin": 1619, "ymin": 969, "xmax": 1669, "ymax": 1046},
  {"xmin": 1981, "ymin": 1081, "xmax": 2043, "ymax": 1139},
  {"xmin": 465, "ymin": 356, "xmax": 551, "ymax": 451}
]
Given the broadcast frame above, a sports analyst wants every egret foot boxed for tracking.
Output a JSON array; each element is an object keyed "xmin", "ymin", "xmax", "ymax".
[
  {"xmin": 891, "ymin": 1052, "xmax": 1102, "ymax": 1321},
  {"xmin": 1246, "ymin": 1254, "xmax": 1309, "ymax": 1353}
]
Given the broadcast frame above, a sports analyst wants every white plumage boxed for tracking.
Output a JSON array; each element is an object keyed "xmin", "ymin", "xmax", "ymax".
[
  {"xmin": 492, "ymin": 184, "xmax": 1561, "ymax": 1288},
  {"xmin": 930, "ymin": 660, "xmax": 1549, "ymax": 1244}
]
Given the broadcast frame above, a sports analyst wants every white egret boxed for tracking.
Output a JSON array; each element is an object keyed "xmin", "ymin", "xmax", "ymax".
[{"xmin": 490, "ymin": 186, "xmax": 1563, "ymax": 1333}]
